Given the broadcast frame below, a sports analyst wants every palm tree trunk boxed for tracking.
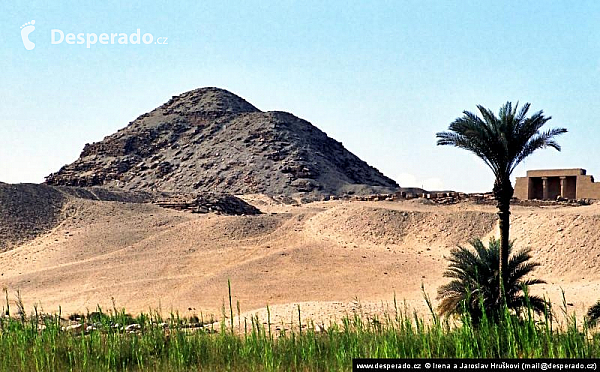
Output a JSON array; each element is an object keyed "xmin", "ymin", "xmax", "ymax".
[{"xmin": 493, "ymin": 177, "xmax": 514, "ymax": 304}]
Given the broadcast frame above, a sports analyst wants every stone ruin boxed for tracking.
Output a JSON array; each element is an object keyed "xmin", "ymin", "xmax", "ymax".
[{"xmin": 153, "ymin": 193, "xmax": 261, "ymax": 215}]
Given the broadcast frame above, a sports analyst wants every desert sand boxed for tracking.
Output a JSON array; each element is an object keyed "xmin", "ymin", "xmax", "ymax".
[{"xmin": 1, "ymin": 195, "xmax": 599, "ymax": 327}]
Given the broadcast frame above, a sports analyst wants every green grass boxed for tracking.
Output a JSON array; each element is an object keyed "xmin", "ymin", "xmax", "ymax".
[{"xmin": 1, "ymin": 291, "xmax": 600, "ymax": 371}]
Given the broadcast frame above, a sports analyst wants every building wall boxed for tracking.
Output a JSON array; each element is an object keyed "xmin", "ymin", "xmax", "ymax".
[
  {"xmin": 526, "ymin": 169, "xmax": 586, "ymax": 177},
  {"xmin": 576, "ymin": 175, "xmax": 600, "ymax": 199},
  {"xmin": 514, "ymin": 177, "xmax": 528, "ymax": 200},
  {"xmin": 515, "ymin": 169, "xmax": 600, "ymax": 200}
]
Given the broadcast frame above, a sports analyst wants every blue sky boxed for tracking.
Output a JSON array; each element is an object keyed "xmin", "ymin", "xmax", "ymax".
[{"xmin": 3, "ymin": 1, "xmax": 599, "ymax": 192}]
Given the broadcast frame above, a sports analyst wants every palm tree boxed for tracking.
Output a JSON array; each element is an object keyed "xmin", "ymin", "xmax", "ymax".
[
  {"xmin": 436, "ymin": 102, "xmax": 566, "ymax": 302},
  {"xmin": 437, "ymin": 238, "xmax": 546, "ymax": 324},
  {"xmin": 586, "ymin": 300, "xmax": 600, "ymax": 327}
]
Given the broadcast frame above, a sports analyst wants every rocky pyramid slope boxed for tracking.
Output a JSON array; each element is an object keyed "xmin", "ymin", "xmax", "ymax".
[{"xmin": 46, "ymin": 87, "xmax": 399, "ymax": 197}]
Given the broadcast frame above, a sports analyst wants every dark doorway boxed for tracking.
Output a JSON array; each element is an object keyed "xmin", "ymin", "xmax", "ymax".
[{"xmin": 529, "ymin": 178, "xmax": 543, "ymax": 199}]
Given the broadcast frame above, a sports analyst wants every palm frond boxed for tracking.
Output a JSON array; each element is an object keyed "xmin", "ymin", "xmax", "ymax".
[
  {"xmin": 437, "ymin": 238, "xmax": 545, "ymax": 324},
  {"xmin": 438, "ymin": 102, "xmax": 566, "ymax": 178}
]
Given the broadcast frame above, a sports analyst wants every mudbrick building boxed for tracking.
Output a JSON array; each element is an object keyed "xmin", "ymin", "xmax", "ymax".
[{"xmin": 514, "ymin": 168, "xmax": 600, "ymax": 200}]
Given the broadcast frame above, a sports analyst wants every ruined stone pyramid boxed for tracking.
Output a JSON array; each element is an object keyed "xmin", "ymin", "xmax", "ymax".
[{"xmin": 46, "ymin": 87, "xmax": 399, "ymax": 197}]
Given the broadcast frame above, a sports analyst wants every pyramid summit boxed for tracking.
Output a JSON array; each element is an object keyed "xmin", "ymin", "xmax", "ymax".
[
  {"xmin": 46, "ymin": 87, "xmax": 399, "ymax": 197},
  {"xmin": 161, "ymin": 87, "xmax": 260, "ymax": 115}
]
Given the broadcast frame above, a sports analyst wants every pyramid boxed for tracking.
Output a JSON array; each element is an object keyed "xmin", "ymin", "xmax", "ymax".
[{"xmin": 46, "ymin": 87, "xmax": 399, "ymax": 197}]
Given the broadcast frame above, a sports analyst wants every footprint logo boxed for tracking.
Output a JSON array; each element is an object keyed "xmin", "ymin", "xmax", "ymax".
[{"xmin": 20, "ymin": 20, "xmax": 36, "ymax": 50}]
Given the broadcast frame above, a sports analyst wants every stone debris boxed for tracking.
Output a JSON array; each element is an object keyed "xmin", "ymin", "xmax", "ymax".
[
  {"xmin": 346, "ymin": 190, "xmax": 594, "ymax": 207},
  {"xmin": 51, "ymin": 318, "xmax": 217, "ymax": 336},
  {"xmin": 125, "ymin": 323, "xmax": 141, "ymax": 333},
  {"xmin": 349, "ymin": 191, "xmax": 469, "ymax": 204},
  {"xmin": 154, "ymin": 193, "xmax": 261, "ymax": 215},
  {"xmin": 62, "ymin": 324, "xmax": 83, "ymax": 333}
]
